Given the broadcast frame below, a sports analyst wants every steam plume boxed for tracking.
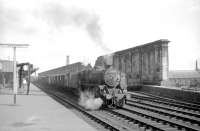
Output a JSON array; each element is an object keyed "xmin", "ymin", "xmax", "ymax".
[
  {"xmin": 42, "ymin": 3, "xmax": 111, "ymax": 52},
  {"xmin": 79, "ymin": 91, "xmax": 103, "ymax": 110},
  {"xmin": 103, "ymin": 53, "xmax": 114, "ymax": 66}
]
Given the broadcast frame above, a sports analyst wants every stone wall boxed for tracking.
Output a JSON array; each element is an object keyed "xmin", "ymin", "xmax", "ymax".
[
  {"xmin": 139, "ymin": 85, "xmax": 200, "ymax": 104},
  {"xmin": 94, "ymin": 39, "xmax": 170, "ymax": 87},
  {"xmin": 113, "ymin": 39, "xmax": 169, "ymax": 87},
  {"xmin": 162, "ymin": 78, "xmax": 200, "ymax": 91}
]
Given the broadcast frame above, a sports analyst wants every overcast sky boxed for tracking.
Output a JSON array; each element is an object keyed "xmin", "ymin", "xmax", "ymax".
[{"xmin": 0, "ymin": 0, "xmax": 200, "ymax": 72}]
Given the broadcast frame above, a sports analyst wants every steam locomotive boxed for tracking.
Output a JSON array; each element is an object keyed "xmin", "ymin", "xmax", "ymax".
[
  {"xmin": 38, "ymin": 63, "xmax": 127, "ymax": 108},
  {"xmin": 77, "ymin": 66, "xmax": 127, "ymax": 108}
]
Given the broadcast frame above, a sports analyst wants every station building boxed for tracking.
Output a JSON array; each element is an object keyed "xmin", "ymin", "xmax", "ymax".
[
  {"xmin": 161, "ymin": 70, "xmax": 200, "ymax": 90},
  {"xmin": 162, "ymin": 61, "xmax": 200, "ymax": 90},
  {"xmin": 0, "ymin": 60, "xmax": 13, "ymax": 88}
]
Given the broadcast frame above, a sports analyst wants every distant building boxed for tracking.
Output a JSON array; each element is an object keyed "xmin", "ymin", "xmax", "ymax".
[
  {"xmin": 0, "ymin": 60, "xmax": 13, "ymax": 88},
  {"xmin": 162, "ymin": 70, "xmax": 200, "ymax": 90}
]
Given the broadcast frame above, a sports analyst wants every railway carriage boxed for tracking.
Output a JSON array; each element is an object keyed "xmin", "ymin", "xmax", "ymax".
[{"xmin": 38, "ymin": 62, "xmax": 127, "ymax": 108}]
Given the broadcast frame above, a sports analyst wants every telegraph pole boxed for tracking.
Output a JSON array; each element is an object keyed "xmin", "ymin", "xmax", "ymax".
[{"xmin": 0, "ymin": 43, "xmax": 29, "ymax": 104}]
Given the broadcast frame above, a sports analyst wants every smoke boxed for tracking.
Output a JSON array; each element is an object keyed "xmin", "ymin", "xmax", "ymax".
[
  {"xmin": 79, "ymin": 91, "xmax": 103, "ymax": 110},
  {"xmin": 103, "ymin": 53, "xmax": 114, "ymax": 66},
  {"xmin": 0, "ymin": 3, "xmax": 21, "ymax": 36},
  {"xmin": 94, "ymin": 53, "xmax": 114, "ymax": 69},
  {"xmin": 41, "ymin": 3, "xmax": 111, "ymax": 53}
]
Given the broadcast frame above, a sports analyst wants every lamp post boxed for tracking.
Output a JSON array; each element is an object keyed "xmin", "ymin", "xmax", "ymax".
[{"xmin": 0, "ymin": 43, "xmax": 29, "ymax": 104}]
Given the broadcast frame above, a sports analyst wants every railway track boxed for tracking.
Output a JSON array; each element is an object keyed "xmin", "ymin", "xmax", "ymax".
[
  {"xmin": 126, "ymin": 92, "xmax": 200, "ymax": 130},
  {"xmin": 134, "ymin": 91, "xmax": 200, "ymax": 107},
  {"xmin": 43, "ymin": 91, "xmax": 175, "ymax": 131},
  {"xmin": 44, "ymin": 91, "xmax": 171, "ymax": 130},
  {"xmin": 91, "ymin": 103, "xmax": 200, "ymax": 131},
  {"xmin": 127, "ymin": 99, "xmax": 200, "ymax": 119},
  {"xmin": 133, "ymin": 91, "xmax": 200, "ymax": 109},
  {"xmin": 36, "ymin": 84, "xmax": 158, "ymax": 131},
  {"xmin": 34, "ymin": 83, "xmax": 200, "ymax": 131},
  {"xmin": 128, "ymin": 92, "xmax": 200, "ymax": 113},
  {"xmin": 36, "ymin": 84, "xmax": 124, "ymax": 131},
  {"xmin": 125, "ymin": 101, "xmax": 200, "ymax": 131}
]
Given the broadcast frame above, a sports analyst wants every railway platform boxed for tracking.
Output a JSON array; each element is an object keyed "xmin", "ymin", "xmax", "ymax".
[{"xmin": 0, "ymin": 83, "xmax": 98, "ymax": 131}]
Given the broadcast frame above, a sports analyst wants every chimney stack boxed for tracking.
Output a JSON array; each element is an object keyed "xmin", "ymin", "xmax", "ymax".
[
  {"xmin": 196, "ymin": 60, "xmax": 198, "ymax": 71},
  {"xmin": 66, "ymin": 55, "xmax": 69, "ymax": 66}
]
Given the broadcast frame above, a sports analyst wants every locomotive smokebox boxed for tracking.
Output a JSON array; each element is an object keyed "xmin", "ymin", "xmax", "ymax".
[{"xmin": 104, "ymin": 67, "xmax": 120, "ymax": 87}]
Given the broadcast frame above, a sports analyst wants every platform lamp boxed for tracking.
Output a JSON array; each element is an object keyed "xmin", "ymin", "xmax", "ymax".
[{"xmin": 0, "ymin": 43, "xmax": 29, "ymax": 104}]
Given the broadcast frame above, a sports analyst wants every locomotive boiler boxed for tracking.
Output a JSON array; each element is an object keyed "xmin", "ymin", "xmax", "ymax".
[{"xmin": 78, "ymin": 67, "xmax": 127, "ymax": 108}]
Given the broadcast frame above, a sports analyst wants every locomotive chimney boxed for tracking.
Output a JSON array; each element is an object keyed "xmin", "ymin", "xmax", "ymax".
[{"xmin": 66, "ymin": 55, "xmax": 70, "ymax": 65}]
